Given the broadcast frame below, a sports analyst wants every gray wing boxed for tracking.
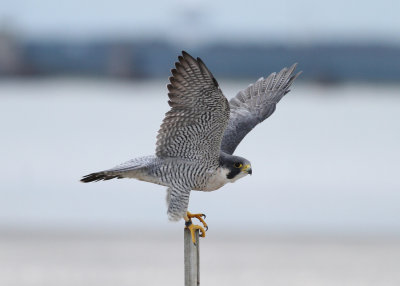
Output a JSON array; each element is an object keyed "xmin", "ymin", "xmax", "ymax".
[
  {"xmin": 156, "ymin": 51, "xmax": 230, "ymax": 163},
  {"xmin": 221, "ymin": 64, "xmax": 301, "ymax": 154}
]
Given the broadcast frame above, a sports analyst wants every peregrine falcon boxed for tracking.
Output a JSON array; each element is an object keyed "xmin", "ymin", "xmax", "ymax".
[{"xmin": 81, "ymin": 51, "xmax": 300, "ymax": 243}]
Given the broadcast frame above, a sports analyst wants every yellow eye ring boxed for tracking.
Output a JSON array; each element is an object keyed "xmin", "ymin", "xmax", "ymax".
[{"xmin": 234, "ymin": 163, "xmax": 242, "ymax": 168}]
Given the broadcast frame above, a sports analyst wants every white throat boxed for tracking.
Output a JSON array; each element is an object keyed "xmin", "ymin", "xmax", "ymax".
[{"xmin": 203, "ymin": 167, "xmax": 248, "ymax": 191}]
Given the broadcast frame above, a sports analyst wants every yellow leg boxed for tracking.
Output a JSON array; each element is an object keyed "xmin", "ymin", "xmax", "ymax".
[{"xmin": 184, "ymin": 212, "xmax": 207, "ymax": 245}]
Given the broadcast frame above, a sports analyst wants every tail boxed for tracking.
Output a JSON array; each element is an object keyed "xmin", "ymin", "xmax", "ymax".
[
  {"xmin": 80, "ymin": 155, "xmax": 157, "ymax": 183},
  {"xmin": 80, "ymin": 171, "xmax": 124, "ymax": 183}
]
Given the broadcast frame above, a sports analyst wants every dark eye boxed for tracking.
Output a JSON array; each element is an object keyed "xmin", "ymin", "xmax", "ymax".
[{"xmin": 234, "ymin": 162, "xmax": 242, "ymax": 168}]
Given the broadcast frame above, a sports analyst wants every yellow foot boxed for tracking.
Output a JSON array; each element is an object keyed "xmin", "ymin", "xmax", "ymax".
[
  {"xmin": 187, "ymin": 211, "xmax": 208, "ymax": 231},
  {"xmin": 185, "ymin": 221, "xmax": 206, "ymax": 245}
]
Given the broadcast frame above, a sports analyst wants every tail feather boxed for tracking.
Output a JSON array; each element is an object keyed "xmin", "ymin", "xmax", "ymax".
[
  {"xmin": 80, "ymin": 172, "xmax": 124, "ymax": 183},
  {"xmin": 80, "ymin": 155, "xmax": 158, "ymax": 183}
]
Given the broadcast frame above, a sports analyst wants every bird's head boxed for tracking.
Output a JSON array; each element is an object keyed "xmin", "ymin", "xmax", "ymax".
[{"xmin": 220, "ymin": 154, "xmax": 252, "ymax": 182}]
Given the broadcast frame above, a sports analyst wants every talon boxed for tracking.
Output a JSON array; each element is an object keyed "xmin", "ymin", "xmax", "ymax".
[
  {"xmin": 185, "ymin": 211, "xmax": 209, "ymax": 244},
  {"xmin": 185, "ymin": 223, "xmax": 206, "ymax": 244},
  {"xmin": 187, "ymin": 211, "xmax": 208, "ymax": 231}
]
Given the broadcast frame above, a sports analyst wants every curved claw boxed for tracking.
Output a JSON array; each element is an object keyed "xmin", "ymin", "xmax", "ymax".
[
  {"xmin": 187, "ymin": 211, "xmax": 208, "ymax": 232},
  {"xmin": 186, "ymin": 211, "xmax": 209, "ymax": 234},
  {"xmin": 186, "ymin": 223, "xmax": 206, "ymax": 244}
]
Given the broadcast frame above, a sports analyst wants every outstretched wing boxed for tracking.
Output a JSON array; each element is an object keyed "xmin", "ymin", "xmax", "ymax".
[
  {"xmin": 156, "ymin": 51, "xmax": 230, "ymax": 163},
  {"xmin": 221, "ymin": 64, "xmax": 301, "ymax": 154}
]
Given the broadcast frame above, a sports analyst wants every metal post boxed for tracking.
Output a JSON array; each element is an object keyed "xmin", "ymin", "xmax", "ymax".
[{"xmin": 184, "ymin": 228, "xmax": 200, "ymax": 286}]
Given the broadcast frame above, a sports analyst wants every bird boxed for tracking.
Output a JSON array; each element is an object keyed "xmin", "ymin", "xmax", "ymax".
[{"xmin": 81, "ymin": 51, "xmax": 301, "ymax": 244}]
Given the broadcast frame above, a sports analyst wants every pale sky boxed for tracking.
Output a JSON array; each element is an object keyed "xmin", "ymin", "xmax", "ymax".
[{"xmin": 1, "ymin": 0, "xmax": 399, "ymax": 43}]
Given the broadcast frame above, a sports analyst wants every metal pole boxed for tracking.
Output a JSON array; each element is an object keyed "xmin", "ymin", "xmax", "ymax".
[{"xmin": 184, "ymin": 228, "xmax": 200, "ymax": 286}]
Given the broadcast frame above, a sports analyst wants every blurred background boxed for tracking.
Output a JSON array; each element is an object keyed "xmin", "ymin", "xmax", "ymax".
[{"xmin": 1, "ymin": 0, "xmax": 400, "ymax": 285}]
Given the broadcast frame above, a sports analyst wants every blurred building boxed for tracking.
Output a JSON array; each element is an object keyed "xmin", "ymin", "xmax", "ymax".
[
  {"xmin": 0, "ymin": 28, "xmax": 23, "ymax": 76},
  {"xmin": 1, "ymin": 34, "xmax": 400, "ymax": 82}
]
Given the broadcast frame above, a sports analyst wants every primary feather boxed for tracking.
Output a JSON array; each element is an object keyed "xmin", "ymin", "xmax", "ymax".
[
  {"xmin": 156, "ymin": 51, "xmax": 230, "ymax": 163},
  {"xmin": 221, "ymin": 63, "xmax": 301, "ymax": 154}
]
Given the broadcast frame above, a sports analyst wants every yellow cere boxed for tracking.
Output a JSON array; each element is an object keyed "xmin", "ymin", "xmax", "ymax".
[{"xmin": 241, "ymin": 164, "xmax": 251, "ymax": 172}]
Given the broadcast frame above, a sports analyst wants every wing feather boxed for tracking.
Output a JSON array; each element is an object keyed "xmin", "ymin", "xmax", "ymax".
[
  {"xmin": 156, "ymin": 51, "xmax": 230, "ymax": 162},
  {"xmin": 221, "ymin": 64, "xmax": 301, "ymax": 154}
]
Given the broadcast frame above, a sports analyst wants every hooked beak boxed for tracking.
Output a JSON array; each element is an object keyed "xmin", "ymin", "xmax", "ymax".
[{"xmin": 241, "ymin": 164, "xmax": 252, "ymax": 175}]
